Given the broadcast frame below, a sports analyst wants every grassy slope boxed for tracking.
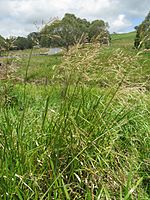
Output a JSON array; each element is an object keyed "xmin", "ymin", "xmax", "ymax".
[
  {"xmin": 0, "ymin": 32, "xmax": 150, "ymax": 199},
  {"xmin": 111, "ymin": 32, "xmax": 136, "ymax": 47}
]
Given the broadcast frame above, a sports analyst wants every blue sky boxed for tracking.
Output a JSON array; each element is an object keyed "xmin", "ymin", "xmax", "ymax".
[{"xmin": 0, "ymin": 0, "xmax": 149, "ymax": 37}]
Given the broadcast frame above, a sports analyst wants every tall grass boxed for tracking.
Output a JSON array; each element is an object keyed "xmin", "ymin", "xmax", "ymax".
[{"xmin": 0, "ymin": 43, "xmax": 150, "ymax": 199}]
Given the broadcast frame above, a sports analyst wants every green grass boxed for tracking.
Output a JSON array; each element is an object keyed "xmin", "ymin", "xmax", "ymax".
[
  {"xmin": 111, "ymin": 32, "xmax": 136, "ymax": 48},
  {"xmin": 16, "ymin": 54, "xmax": 62, "ymax": 82},
  {"xmin": 0, "ymin": 32, "xmax": 150, "ymax": 199},
  {"xmin": 0, "ymin": 82, "xmax": 150, "ymax": 199}
]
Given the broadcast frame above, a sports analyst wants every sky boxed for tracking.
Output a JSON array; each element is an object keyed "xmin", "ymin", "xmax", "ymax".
[{"xmin": 0, "ymin": 0, "xmax": 149, "ymax": 37}]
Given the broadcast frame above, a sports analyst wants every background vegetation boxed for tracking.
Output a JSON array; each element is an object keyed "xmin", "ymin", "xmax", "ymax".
[{"xmin": 134, "ymin": 11, "xmax": 150, "ymax": 49}]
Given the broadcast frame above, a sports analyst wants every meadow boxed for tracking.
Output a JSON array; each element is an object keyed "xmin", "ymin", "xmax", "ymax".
[{"xmin": 0, "ymin": 32, "xmax": 150, "ymax": 199}]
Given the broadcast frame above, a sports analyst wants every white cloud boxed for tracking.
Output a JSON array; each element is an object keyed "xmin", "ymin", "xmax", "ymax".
[
  {"xmin": 0, "ymin": 0, "xmax": 149, "ymax": 37},
  {"xmin": 111, "ymin": 14, "xmax": 132, "ymax": 33}
]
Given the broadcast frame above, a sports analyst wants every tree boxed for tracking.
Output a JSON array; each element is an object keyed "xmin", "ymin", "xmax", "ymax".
[
  {"xmin": 3, "ymin": 36, "xmax": 17, "ymax": 51},
  {"xmin": 40, "ymin": 13, "xmax": 110, "ymax": 50},
  {"xmin": 0, "ymin": 35, "xmax": 5, "ymax": 56},
  {"xmin": 88, "ymin": 20, "xmax": 110, "ymax": 45},
  {"xmin": 14, "ymin": 37, "xmax": 32, "ymax": 50},
  {"xmin": 40, "ymin": 13, "xmax": 90, "ymax": 51},
  {"xmin": 134, "ymin": 11, "xmax": 150, "ymax": 49},
  {"xmin": 0, "ymin": 35, "xmax": 5, "ymax": 47},
  {"xmin": 27, "ymin": 32, "xmax": 41, "ymax": 47},
  {"xmin": 39, "ymin": 30, "xmax": 51, "ymax": 47}
]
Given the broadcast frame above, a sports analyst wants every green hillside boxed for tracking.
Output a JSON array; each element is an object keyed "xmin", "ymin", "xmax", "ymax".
[{"xmin": 111, "ymin": 31, "xmax": 136, "ymax": 48}]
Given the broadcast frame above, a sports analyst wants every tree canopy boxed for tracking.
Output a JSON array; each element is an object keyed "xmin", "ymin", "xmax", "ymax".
[
  {"xmin": 134, "ymin": 11, "xmax": 150, "ymax": 49},
  {"xmin": 40, "ymin": 13, "xmax": 110, "ymax": 50},
  {"xmin": 88, "ymin": 20, "xmax": 110, "ymax": 44},
  {"xmin": 13, "ymin": 37, "xmax": 32, "ymax": 50}
]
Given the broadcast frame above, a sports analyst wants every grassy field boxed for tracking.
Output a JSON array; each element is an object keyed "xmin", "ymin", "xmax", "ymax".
[
  {"xmin": 0, "ymin": 33, "xmax": 150, "ymax": 199},
  {"xmin": 111, "ymin": 32, "xmax": 136, "ymax": 48}
]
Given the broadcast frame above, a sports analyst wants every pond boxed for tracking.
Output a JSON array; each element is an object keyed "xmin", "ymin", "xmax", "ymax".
[
  {"xmin": 0, "ymin": 47, "xmax": 63, "ymax": 58},
  {"xmin": 47, "ymin": 47, "xmax": 62, "ymax": 55}
]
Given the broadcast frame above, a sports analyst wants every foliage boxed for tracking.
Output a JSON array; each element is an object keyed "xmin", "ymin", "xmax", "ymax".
[
  {"xmin": 13, "ymin": 36, "xmax": 33, "ymax": 50},
  {"xmin": 134, "ymin": 11, "xmax": 150, "ymax": 49},
  {"xmin": 0, "ymin": 13, "xmax": 110, "ymax": 51},
  {"xmin": 0, "ymin": 35, "xmax": 5, "ymax": 56},
  {"xmin": 0, "ymin": 33, "xmax": 40, "ymax": 52},
  {"xmin": 1, "ymin": 36, "xmax": 33, "ymax": 51},
  {"xmin": 88, "ymin": 20, "xmax": 110, "ymax": 44},
  {"xmin": 27, "ymin": 32, "xmax": 41, "ymax": 47},
  {"xmin": 40, "ymin": 14, "xmax": 90, "ymax": 50},
  {"xmin": 0, "ymin": 35, "xmax": 5, "ymax": 47},
  {"xmin": 40, "ymin": 13, "xmax": 109, "ymax": 50}
]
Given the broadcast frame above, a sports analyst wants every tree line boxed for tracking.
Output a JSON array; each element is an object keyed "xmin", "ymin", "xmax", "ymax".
[
  {"xmin": 0, "ymin": 13, "xmax": 110, "ymax": 51},
  {"xmin": 0, "ymin": 11, "xmax": 150, "ymax": 52}
]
